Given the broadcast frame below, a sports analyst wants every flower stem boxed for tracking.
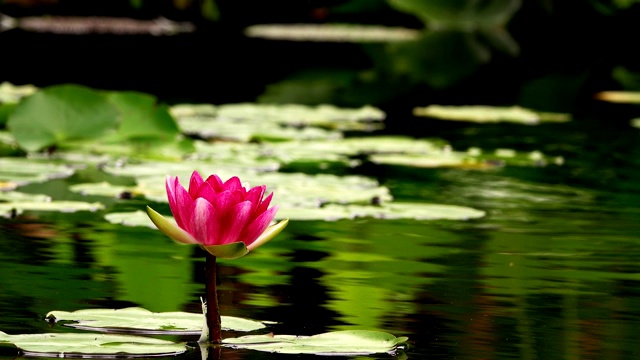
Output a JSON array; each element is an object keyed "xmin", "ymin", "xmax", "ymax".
[{"xmin": 205, "ymin": 252, "xmax": 222, "ymax": 344}]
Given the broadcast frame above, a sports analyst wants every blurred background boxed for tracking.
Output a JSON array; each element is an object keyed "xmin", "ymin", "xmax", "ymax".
[{"xmin": 2, "ymin": 0, "xmax": 640, "ymax": 117}]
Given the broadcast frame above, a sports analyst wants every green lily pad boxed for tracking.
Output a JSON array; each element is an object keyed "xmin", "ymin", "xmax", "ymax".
[
  {"xmin": 0, "ymin": 82, "xmax": 37, "ymax": 104},
  {"xmin": 0, "ymin": 200, "xmax": 104, "ymax": 218},
  {"xmin": 7, "ymin": 84, "xmax": 120, "ymax": 152},
  {"xmin": 223, "ymin": 330, "xmax": 408, "ymax": 355},
  {"xmin": 70, "ymin": 182, "xmax": 136, "ymax": 197},
  {"xmin": 244, "ymin": 23, "xmax": 420, "ymax": 42},
  {"xmin": 47, "ymin": 307, "xmax": 267, "ymax": 334},
  {"xmin": 104, "ymin": 210, "xmax": 161, "ymax": 228},
  {"xmin": 0, "ymin": 331, "xmax": 187, "ymax": 357},
  {"xmin": 413, "ymin": 105, "xmax": 571, "ymax": 124},
  {"xmin": 172, "ymin": 103, "xmax": 385, "ymax": 133},
  {"xmin": 277, "ymin": 202, "xmax": 485, "ymax": 221},
  {"xmin": 0, "ymin": 157, "xmax": 76, "ymax": 189}
]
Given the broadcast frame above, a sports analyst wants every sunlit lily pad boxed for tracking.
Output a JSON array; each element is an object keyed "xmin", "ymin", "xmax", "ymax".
[
  {"xmin": 47, "ymin": 307, "xmax": 266, "ymax": 334},
  {"xmin": 277, "ymin": 202, "xmax": 485, "ymax": 221},
  {"xmin": 245, "ymin": 23, "xmax": 420, "ymax": 42},
  {"xmin": 70, "ymin": 182, "xmax": 137, "ymax": 197},
  {"xmin": 0, "ymin": 200, "xmax": 104, "ymax": 218},
  {"xmin": 179, "ymin": 116, "xmax": 341, "ymax": 142},
  {"xmin": 0, "ymin": 331, "xmax": 187, "ymax": 357},
  {"xmin": 595, "ymin": 91, "xmax": 640, "ymax": 103},
  {"xmin": 223, "ymin": 330, "xmax": 407, "ymax": 355},
  {"xmin": 413, "ymin": 105, "xmax": 571, "ymax": 124},
  {"xmin": 104, "ymin": 210, "xmax": 161, "ymax": 228},
  {"xmin": 0, "ymin": 157, "xmax": 76, "ymax": 188},
  {"xmin": 0, "ymin": 82, "xmax": 37, "ymax": 104}
]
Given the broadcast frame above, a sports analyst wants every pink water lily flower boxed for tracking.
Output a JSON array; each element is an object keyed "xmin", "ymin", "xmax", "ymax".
[{"xmin": 147, "ymin": 171, "xmax": 288, "ymax": 259}]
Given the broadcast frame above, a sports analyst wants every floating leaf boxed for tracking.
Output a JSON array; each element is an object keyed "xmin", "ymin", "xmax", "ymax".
[
  {"xmin": 277, "ymin": 202, "xmax": 485, "ymax": 221},
  {"xmin": 632, "ymin": 118, "xmax": 640, "ymax": 128},
  {"xmin": 0, "ymin": 201, "xmax": 105, "ymax": 218},
  {"xmin": 105, "ymin": 210, "xmax": 167, "ymax": 228},
  {"xmin": 0, "ymin": 82, "xmax": 37, "ymax": 104},
  {"xmin": 47, "ymin": 307, "xmax": 266, "ymax": 334},
  {"xmin": 595, "ymin": 91, "xmax": 640, "ymax": 103},
  {"xmin": 413, "ymin": 105, "xmax": 571, "ymax": 124},
  {"xmin": 0, "ymin": 331, "xmax": 187, "ymax": 357},
  {"xmin": 70, "ymin": 182, "xmax": 135, "ymax": 197},
  {"xmin": 245, "ymin": 24, "xmax": 420, "ymax": 42},
  {"xmin": 223, "ymin": 330, "xmax": 407, "ymax": 355},
  {"xmin": 107, "ymin": 91, "xmax": 180, "ymax": 140},
  {"xmin": 172, "ymin": 103, "xmax": 385, "ymax": 134},
  {"xmin": 0, "ymin": 157, "xmax": 75, "ymax": 188},
  {"xmin": 7, "ymin": 84, "xmax": 119, "ymax": 151}
]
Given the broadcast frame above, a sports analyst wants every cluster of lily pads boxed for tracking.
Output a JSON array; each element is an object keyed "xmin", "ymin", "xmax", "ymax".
[
  {"xmin": 0, "ymin": 307, "xmax": 408, "ymax": 356},
  {"xmin": 0, "ymin": 82, "xmax": 570, "ymax": 222},
  {"xmin": 0, "ymin": 81, "xmax": 571, "ymax": 356}
]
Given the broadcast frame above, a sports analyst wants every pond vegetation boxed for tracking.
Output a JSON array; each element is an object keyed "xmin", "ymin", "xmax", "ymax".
[{"xmin": 2, "ymin": 0, "xmax": 640, "ymax": 359}]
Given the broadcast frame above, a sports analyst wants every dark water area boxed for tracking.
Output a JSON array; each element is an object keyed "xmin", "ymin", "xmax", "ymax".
[{"xmin": 2, "ymin": 2, "xmax": 640, "ymax": 359}]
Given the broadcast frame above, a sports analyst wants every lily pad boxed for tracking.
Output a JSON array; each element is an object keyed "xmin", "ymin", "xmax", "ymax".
[
  {"xmin": 0, "ymin": 200, "xmax": 104, "ymax": 218},
  {"xmin": 277, "ymin": 202, "xmax": 485, "ymax": 221},
  {"xmin": 0, "ymin": 157, "xmax": 76, "ymax": 188},
  {"xmin": 7, "ymin": 84, "xmax": 120, "ymax": 152},
  {"xmin": 104, "ymin": 210, "xmax": 161, "ymax": 228},
  {"xmin": 223, "ymin": 330, "xmax": 408, "ymax": 355},
  {"xmin": 0, "ymin": 331, "xmax": 187, "ymax": 357},
  {"xmin": 413, "ymin": 105, "xmax": 570, "ymax": 124},
  {"xmin": 244, "ymin": 23, "xmax": 420, "ymax": 42},
  {"xmin": 47, "ymin": 307, "xmax": 266, "ymax": 334},
  {"xmin": 70, "ymin": 182, "xmax": 136, "ymax": 197},
  {"xmin": 0, "ymin": 82, "xmax": 37, "ymax": 104},
  {"xmin": 595, "ymin": 91, "xmax": 640, "ymax": 103}
]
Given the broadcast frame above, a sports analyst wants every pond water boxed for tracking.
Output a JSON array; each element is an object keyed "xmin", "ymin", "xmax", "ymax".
[{"xmin": 1, "ymin": 105, "xmax": 639, "ymax": 359}]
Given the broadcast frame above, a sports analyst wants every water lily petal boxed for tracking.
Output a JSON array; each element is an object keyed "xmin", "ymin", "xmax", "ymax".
[
  {"xmin": 211, "ymin": 190, "xmax": 243, "ymax": 214},
  {"xmin": 205, "ymin": 174, "xmax": 224, "ymax": 193},
  {"xmin": 223, "ymin": 176, "xmax": 243, "ymax": 192},
  {"xmin": 245, "ymin": 186, "xmax": 266, "ymax": 213},
  {"xmin": 174, "ymin": 182, "xmax": 194, "ymax": 231},
  {"xmin": 188, "ymin": 171, "xmax": 204, "ymax": 199},
  {"xmin": 219, "ymin": 201, "xmax": 253, "ymax": 244},
  {"xmin": 255, "ymin": 192, "xmax": 273, "ymax": 215},
  {"xmin": 146, "ymin": 206, "xmax": 199, "ymax": 244},
  {"xmin": 240, "ymin": 205, "xmax": 279, "ymax": 246},
  {"xmin": 195, "ymin": 181, "xmax": 217, "ymax": 203},
  {"xmin": 189, "ymin": 198, "xmax": 216, "ymax": 245},
  {"xmin": 166, "ymin": 176, "xmax": 186, "ymax": 229},
  {"xmin": 202, "ymin": 242, "xmax": 248, "ymax": 259},
  {"xmin": 247, "ymin": 218, "xmax": 289, "ymax": 252}
]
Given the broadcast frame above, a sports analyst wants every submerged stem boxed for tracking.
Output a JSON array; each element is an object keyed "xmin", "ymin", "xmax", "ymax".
[{"xmin": 205, "ymin": 252, "xmax": 222, "ymax": 344}]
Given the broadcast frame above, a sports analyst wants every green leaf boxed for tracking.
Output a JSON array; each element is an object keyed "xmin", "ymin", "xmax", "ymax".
[
  {"xmin": 7, "ymin": 84, "xmax": 119, "ymax": 152},
  {"xmin": 413, "ymin": 105, "xmax": 571, "ymax": 124},
  {"xmin": 0, "ymin": 331, "xmax": 187, "ymax": 357},
  {"xmin": 107, "ymin": 91, "xmax": 180, "ymax": 140},
  {"xmin": 276, "ymin": 203, "xmax": 485, "ymax": 221},
  {"xmin": 0, "ymin": 201, "xmax": 105, "ymax": 218},
  {"xmin": 0, "ymin": 157, "xmax": 75, "ymax": 189},
  {"xmin": 47, "ymin": 307, "xmax": 266, "ymax": 334},
  {"xmin": 223, "ymin": 330, "xmax": 408, "ymax": 355},
  {"xmin": 0, "ymin": 81, "xmax": 37, "ymax": 104},
  {"xmin": 105, "ymin": 210, "xmax": 160, "ymax": 228}
]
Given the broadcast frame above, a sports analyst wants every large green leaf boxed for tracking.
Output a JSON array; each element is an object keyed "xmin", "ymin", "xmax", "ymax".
[
  {"xmin": 7, "ymin": 84, "xmax": 119, "ymax": 152},
  {"xmin": 223, "ymin": 330, "xmax": 408, "ymax": 355},
  {"xmin": 107, "ymin": 91, "xmax": 180, "ymax": 140},
  {"xmin": 47, "ymin": 307, "xmax": 267, "ymax": 334},
  {"xmin": 0, "ymin": 331, "xmax": 187, "ymax": 357}
]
